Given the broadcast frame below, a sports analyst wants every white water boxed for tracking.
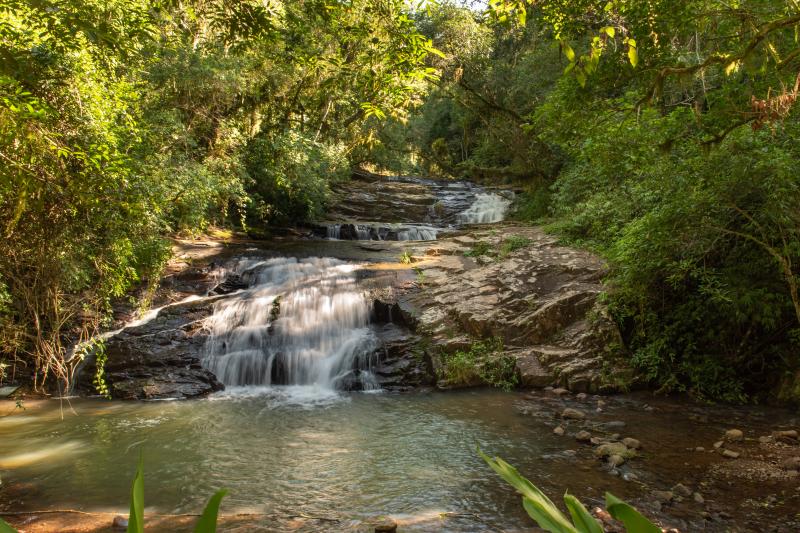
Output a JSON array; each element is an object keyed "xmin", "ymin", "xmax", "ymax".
[
  {"xmin": 457, "ymin": 193, "xmax": 512, "ymax": 224},
  {"xmin": 325, "ymin": 223, "xmax": 438, "ymax": 241},
  {"xmin": 202, "ymin": 257, "xmax": 380, "ymax": 391}
]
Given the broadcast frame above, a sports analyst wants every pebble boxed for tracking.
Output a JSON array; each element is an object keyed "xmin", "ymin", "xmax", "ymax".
[
  {"xmin": 596, "ymin": 400, "xmax": 607, "ymax": 408},
  {"xmin": 575, "ymin": 430, "xmax": 592, "ymax": 442},
  {"xmin": 653, "ymin": 490, "xmax": 674, "ymax": 503},
  {"xmin": 695, "ymin": 446, "xmax": 705, "ymax": 452},
  {"xmin": 590, "ymin": 437, "xmax": 605, "ymax": 445},
  {"xmin": 693, "ymin": 492, "xmax": 705, "ymax": 504},
  {"xmin": 622, "ymin": 437, "xmax": 641, "ymax": 450},
  {"xmin": 561, "ymin": 408, "xmax": 586, "ymax": 420},
  {"xmin": 112, "ymin": 516, "xmax": 128, "ymax": 529},
  {"xmin": 774, "ymin": 430, "xmax": 798, "ymax": 440},
  {"xmin": 758, "ymin": 435, "xmax": 773, "ymax": 444},
  {"xmin": 576, "ymin": 393, "xmax": 587, "ymax": 400},
  {"xmin": 622, "ymin": 472, "xmax": 638, "ymax": 482},
  {"xmin": 599, "ymin": 420, "xmax": 626, "ymax": 429},
  {"xmin": 672, "ymin": 483, "xmax": 692, "ymax": 497},
  {"xmin": 721, "ymin": 449, "xmax": 740, "ymax": 459},
  {"xmin": 713, "ymin": 440, "xmax": 724, "ymax": 449},
  {"xmin": 553, "ymin": 426, "xmax": 565, "ymax": 436},
  {"xmin": 552, "ymin": 388, "xmax": 570, "ymax": 396},
  {"xmin": 724, "ymin": 429, "xmax": 744, "ymax": 442}
]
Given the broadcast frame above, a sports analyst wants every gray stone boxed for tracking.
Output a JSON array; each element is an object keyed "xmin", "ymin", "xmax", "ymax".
[
  {"xmin": 595, "ymin": 442, "xmax": 629, "ymax": 458},
  {"xmin": 672, "ymin": 483, "xmax": 692, "ymax": 497},
  {"xmin": 693, "ymin": 492, "xmax": 705, "ymax": 504},
  {"xmin": 653, "ymin": 491, "xmax": 674, "ymax": 504},
  {"xmin": 722, "ymin": 449, "xmax": 740, "ymax": 459},
  {"xmin": 608, "ymin": 454, "xmax": 625, "ymax": 467},
  {"xmin": 553, "ymin": 426, "xmax": 565, "ymax": 436},
  {"xmin": 561, "ymin": 408, "xmax": 586, "ymax": 420},
  {"xmin": 622, "ymin": 437, "xmax": 641, "ymax": 450},
  {"xmin": 575, "ymin": 430, "xmax": 592, "ymax": 442}
]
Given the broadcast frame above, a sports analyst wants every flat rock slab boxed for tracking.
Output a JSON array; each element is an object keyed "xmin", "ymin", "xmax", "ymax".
[{"xmin": 0, "ymin": 385, "xmax": 20, "ymax": 398}]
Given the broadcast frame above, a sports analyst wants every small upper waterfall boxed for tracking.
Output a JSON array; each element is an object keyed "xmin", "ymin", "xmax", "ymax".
[
  {"xmin": 457, "ymin": 193, "xmax": 512, "ymax": 224},
  {"xmin": 202, "ymin": 257, "xmax": 379, "ymax": 391}
]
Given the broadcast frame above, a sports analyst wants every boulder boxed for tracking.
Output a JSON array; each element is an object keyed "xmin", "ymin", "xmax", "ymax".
[
  {"xmin": 724, "ymin": 429, "xmax": 744, "ymax": 442},
  {"xmin": 561, "ymin": 408, "xmax": 587, "ymax": 420}
]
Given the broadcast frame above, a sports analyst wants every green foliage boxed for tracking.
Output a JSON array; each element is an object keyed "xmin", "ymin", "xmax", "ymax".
[
  {"xmin": 0, "ymin": 516, "xmax": 17, "ymax": 533},
  {"xmin": 388, "ymin": 0, "xmax": 800, "ymax": 403},
  {"xmin": 124, "ymin": 454, "xmax": 226, "ymax": 533},
  {"xmin": 464, "ymin": 241, "xmax": 493, "ymax": 258},
  {"xmin": 194, "ymin": 490, "xmax": 228, "ymax": 533},
  {"xmin": 127, "ymin": 452, "xmax": 145, "ymax": 533},
  {"xmin": 399, "ymin": 250, "xmax": 414, "ymax": 264},
  {"xmin": 479, "ymin": 449, "xmax": 660, "ymax": 533},
  {"xmin": 499, "ymin": 235, "xmax": 532, "ymax": 258},
  {"xmin": 89, "ymin": 339, "xmax": 111, "ymax": 399},
  {"xmin": 0, "ymin": 0, "xmax": 439, "ymax": 391},
  {"xmin": 439, "ymin": 337, "xmax": 518, "ymax": 390}
]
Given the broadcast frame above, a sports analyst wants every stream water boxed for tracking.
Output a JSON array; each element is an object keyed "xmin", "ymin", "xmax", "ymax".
[{"xmin": 1, "ymin": 178, "xmax": 798, "ymax": 532}]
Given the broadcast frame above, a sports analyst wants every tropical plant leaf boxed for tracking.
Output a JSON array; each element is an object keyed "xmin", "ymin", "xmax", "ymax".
[
  {"xmin": 564, "ymin": 493, "xmax": 603, "ymax": 533},
  {"xmin": 0, "ymin": 516, "xmax": 19, "ymax": 533},
  {"xmin": 605, "ymin": 492, "xmax": 661, "ymax": 533},
  {"xmin": 127, "ymin": 451, "xmax": 145, "ymax": 533},
  {"xmin": 194, "ymin": 489, "xmax": 229, "ymax": 533},
  {"xmin": 479, "ymin": 448, "xmax": 577, "ymax": 533}
]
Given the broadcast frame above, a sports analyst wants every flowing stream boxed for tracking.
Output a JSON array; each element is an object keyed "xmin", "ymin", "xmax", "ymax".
[{"xmin": 202, "ymin": 257, "xmax": 379, "ymax": 392}]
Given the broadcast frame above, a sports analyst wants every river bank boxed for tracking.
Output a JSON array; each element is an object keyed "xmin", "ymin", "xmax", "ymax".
[{"xmin": 2, "ymin": 173, "xmax": 799, "ymax": 532}]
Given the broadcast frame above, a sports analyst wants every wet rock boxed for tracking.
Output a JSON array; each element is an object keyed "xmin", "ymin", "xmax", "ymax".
[
  {"xmin": 554, "ymin": 426, "xmax": 565, "ymax": 436},
  {"xmin": 774, "ymin": 430, "xmax": 798, "ymax": 441},
  {"xmin": 721, "ymin": 449, "xmax": 740, "ymax": 459},
  {"xmin": 552, "ymin": 387, "xmax": 570, "ymax": 396},
  {"xmin": 724, "ymin": 429, "xmax": 744, "ymax": 442},
  {"xmin": 781, "ymin": 457, "xmax": 800, "ymax": 470},
  {"xmin": 608, "ymin": 454, "xmax": 625, "ymax": 467},
  {"xmin": 561, "ymin": 408, "xmax": 586, "ymax": 420},
  {"xmin": 590, "ymin": 437, "xmax": 605, "ymax": 445},
  {"xmin": 713, "ymin": 441, "xmax": 724, "ymax": 449},
  {"xmin": 373, "ymin": 517, "xmax": 398, "ymax": 532},
  {"xmin": 599, "ymin": 420, "xmax": 626, "ymax": 430},
  {"xmin": 695, "ymin": 447, "xmax": 706, "ymax": 452},
  {"xmin": 758, "ymin": 435, "xmax": 774, "ymax": 444},
  {"xmin": 79, "ymin": 297, "xmax": 225, "ymax": 400},
  {"xmin": 112, "ymin": 516, "xmax": 128, "ymax": 529},
  {"xmin": 693, "ymin": 492, "xmax": 705, "ymax": 504},
  {"xmin": 576, "ymin": 392, "xmax": 587, "ymax": 400},
  {"xmin": 595, "ymin": 442, "xmax": 629, "ymax": 458},
  {"xmin": 672, "ymin": 483, "xmax": 692, "ymax": 497},
  {"xmin": 653, "ymin": 491, "xmax": 674, "ymax": 504},
  {"xmin": 622, "ymin": 437, "xmax": 641, "ymax": 450},
  {"xmin": 622, "ymin": 472, "xmax": 638, "ymax": 482},
  {"xmin": 575, "ymin": 430, "xmax": 592, "ymax": 442}
]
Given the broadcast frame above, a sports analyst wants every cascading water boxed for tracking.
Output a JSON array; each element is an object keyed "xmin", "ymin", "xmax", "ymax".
[
  {"xmin": 202, "ymin": 257, "xmax": 380, "ymax": 391},
  {"xmin": 457, "ymin": 193, "xmax": 512, "ymax": 224}
]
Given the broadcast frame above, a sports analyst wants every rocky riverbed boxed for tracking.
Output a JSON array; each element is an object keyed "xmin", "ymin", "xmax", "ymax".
[{"xmin": 3, "ymin": 172, "xmax": 798, "ymax": 532}]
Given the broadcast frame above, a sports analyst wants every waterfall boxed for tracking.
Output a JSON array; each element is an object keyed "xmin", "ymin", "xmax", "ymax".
[
  {"xmin": 202, "ymin": 257, "xmax": 380, "ymax": 391},
  {"xmin": 457, "ymin": 193, "xmax": 512, "ymax": 224}
]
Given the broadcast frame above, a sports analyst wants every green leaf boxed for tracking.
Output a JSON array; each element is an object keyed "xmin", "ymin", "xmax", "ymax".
[
  {"xmin": 127, "ymin": 452, "xmax": 145, "ymax": 533},
  {"xmin": 601, "ymin": 26, "xmax": 616, "ymax": 38},
  {"xmin": 605, "ymin": 493, "xmax": 661, "ymax": 533},
  {"xmin": 564, "ymin": 493, "xmax": 603, "ymax": 533},
  {"xmin": 194, "ymin": 489, "xmax": 228, "ymax": 533},
  {"xmin": 0, "ymin": 517, "xmax": 19, "ymax": 533},
  {"xmin": 479, "ymin": 448, "xmax": 577, "ymax": 533},
  {"xmin": 575, "ymin": 68, "xmax": 587, "ymax": 87},
  {"xmin": 561, "ymin": 41, "xmax": 576, "ymax": 62},
  {"xmin": 627, "ymin": 40, "xmax": 638, "ymax": 68}
]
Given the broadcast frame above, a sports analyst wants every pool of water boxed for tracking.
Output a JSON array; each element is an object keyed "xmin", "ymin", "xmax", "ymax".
[{"xmin": 0, "ymin": 388, "xmax": 626, "ymax": 531}]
